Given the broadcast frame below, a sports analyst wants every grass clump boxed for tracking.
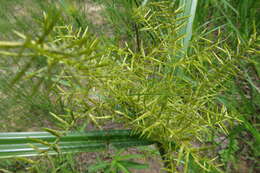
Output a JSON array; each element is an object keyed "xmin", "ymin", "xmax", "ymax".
[{"xmin": 0, "ymin": 0, "xmax": 259, "ymax": 172}]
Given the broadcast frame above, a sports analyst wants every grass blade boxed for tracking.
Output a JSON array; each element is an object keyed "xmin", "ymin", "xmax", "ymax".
[
  {"xmin": 0, "ymin": 130, "xmax": 154, "ymax": 159},
  {"xmin": 178, "ymin": 0, "xmax": 198, "ymax": 55}
]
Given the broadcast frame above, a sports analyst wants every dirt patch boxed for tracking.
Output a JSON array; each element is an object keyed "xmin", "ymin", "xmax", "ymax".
[{"xmin": 84, "ymin": 1, "xmax": 105, "ymax": 25}]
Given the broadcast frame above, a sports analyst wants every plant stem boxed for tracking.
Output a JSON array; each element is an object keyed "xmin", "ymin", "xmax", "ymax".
[{"xmin": 134, "ymin": 23, "xmax": 141, "ymax": 53}]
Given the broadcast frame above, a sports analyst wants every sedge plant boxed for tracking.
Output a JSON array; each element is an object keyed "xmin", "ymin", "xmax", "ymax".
[{"xmin": 0, "ymin": 0, "xmax": 253, "ymax": 172}]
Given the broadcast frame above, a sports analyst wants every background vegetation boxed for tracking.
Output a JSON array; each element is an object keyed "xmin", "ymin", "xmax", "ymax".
[{"xmin": 0, "ymin": 0, "xmax": 259, "ymax": 172}]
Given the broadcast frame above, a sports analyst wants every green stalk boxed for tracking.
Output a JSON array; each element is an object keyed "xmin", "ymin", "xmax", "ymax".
[
  {"xmin": 178, "ymin": 0, "xmax": 198, "ymax": 56},
  {"xmin": 0, "ymin": 130, "xmax": 154, "ymax": 159}
]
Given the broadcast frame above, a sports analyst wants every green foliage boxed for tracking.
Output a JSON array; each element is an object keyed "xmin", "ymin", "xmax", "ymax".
[
  {"xmin": 0, "ymin": 0, "xmax": 259, "ymax": 172},
  {"xmin": 0, "ymin": 0, "xmax": 83, "ymax": 131},
  {"xmin": 193, "ymin": 0, "xmax": 260, "ymax": 172},
  {"xmin": 0, "ymin": 154, "xmax": 79, "ymax": 173},
  {"xmin": 0, "ymin": 1, "xmax": 242, "ymax": 172},
  {"xmin": 88, "ymin": 149, "xmax": 149, "ymax": 173}
]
